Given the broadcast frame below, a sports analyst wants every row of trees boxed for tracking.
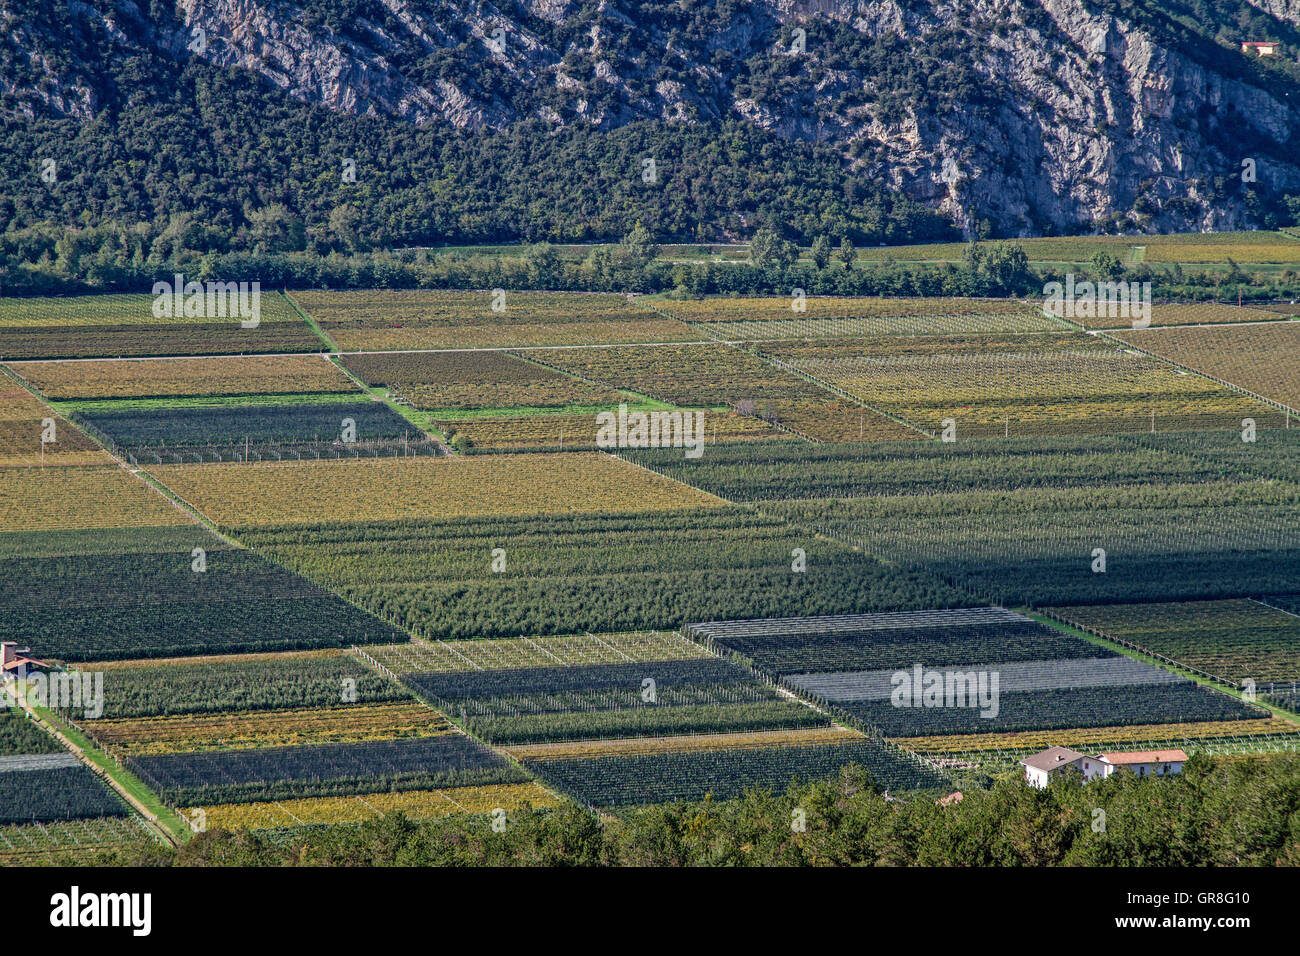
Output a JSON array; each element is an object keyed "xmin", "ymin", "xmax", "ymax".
[
  {"xmin": 14, "ymin": 217, "xmax": 1297, "ymax": 300},
  {"xmin": 84, "ymin": 752, "xmax": 1300, "ymax": 866}
]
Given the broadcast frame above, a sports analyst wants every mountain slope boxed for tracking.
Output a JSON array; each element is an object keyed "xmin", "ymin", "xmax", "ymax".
[{"xmin": 2, "ymin": 0, "xmax": 1299, "ymax": 241}]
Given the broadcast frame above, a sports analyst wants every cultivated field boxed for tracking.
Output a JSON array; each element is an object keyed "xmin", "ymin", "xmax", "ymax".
[
  {"xmin": 8, "ymin": 355, "xmax": 359, "ymax": 399},
  {"xmin": 189, "ymin": 782, "xmax": 562, "ymax": 831},
  {"xmin": 341, "ymin": 350, "xmax": 626, "ymax": 410},
  {"xmin": 438, "ymin": 409, "xmax": 791, "ymax": 452},
  {"xmin": 150, "ymin": 454, "xmax": 722, "ymax": 527},
  {"xmin": 0, "ymin": 387, "xmax": 109, "ymax": 466},
  {"xmin": 2, "ymin": 282, "xmax": 1296, "ymax": 841},
  {"xmin": 1115, "ymin": 321, "xmax": 1300, "ymax": 410},
  {"xmin": 1044, "ymin": 600, "xmax": 1300, "ymax": 684},
  {"xmin": 770, "ymin": 334, "xmax": 1286, "ymax": 437},
  {"xmin": 0, "ymin": 466, "xmax": 189, "ymax": 531},
  {"xmin": 294, "ymin": 290, "xmax": 696, "ymax": 350},
  {"xmin": 653, "ymin": 296, "xmax": 1061, "ymax": 337},
  {"xmin": 0, "ymin": 292, "xmax": 321, "ymax": 359}
]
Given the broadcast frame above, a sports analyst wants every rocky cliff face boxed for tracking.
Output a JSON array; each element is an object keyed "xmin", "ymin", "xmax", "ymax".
[{"xmin": 4, "ymin": 0, "xmax": 1300, "ymax": 235}]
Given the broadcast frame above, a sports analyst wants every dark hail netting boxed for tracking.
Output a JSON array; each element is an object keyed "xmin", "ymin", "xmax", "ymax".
[
  {"xmin": 127, "ymin": 735, "xmax": 523, "ymax": 805},
  {"xmin": 0, "ymin": 544, "xmax": 409, "ymax": 661},
  {"xmin": 404, "ymin": 659, "xmax": 748, "ymax": 701},
  {"xmin": 835, "ymin": 683, "xmax": 1264, "ymax": 738},
  {"xmin": 401, "ymin": 658, "xmax": 828, "ymax": 745},
  {"xmin": 0, "ymin": 765, "xmax": 128, "ymax": 825},
  {"xmin": 528, "ymin": 740, "xmax": 945, "ymax": 808},
  {"xmin": 93, "ymin": 656, "xmax": 406, "ymax": 720},
  {"xmin": 74, "ymin": 402, "xmax": 437, "ymax": 463},
  {"xmin": 684, "ymin": 608, "xmax": 1105, "ymax": 675}
]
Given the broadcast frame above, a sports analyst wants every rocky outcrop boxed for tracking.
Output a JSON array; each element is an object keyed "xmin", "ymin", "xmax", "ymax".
[{"xmin": 3, "ymin": 0, "xmax": 1299, "ymax": 235}]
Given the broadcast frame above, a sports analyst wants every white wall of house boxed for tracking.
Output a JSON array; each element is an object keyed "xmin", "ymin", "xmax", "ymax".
[{"xmin": 1102, "ymin": 760, "xmax": 1184, "ymax": 778}]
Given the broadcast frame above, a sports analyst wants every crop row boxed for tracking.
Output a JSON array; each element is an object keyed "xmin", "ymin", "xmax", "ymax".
[
  {"xmin": 0, "ymin": 816, "xmax": 150, "ymax": 857},
  {"xmin": 688, "ymin": 611, "xmax": 1103, "ymax": 676},
  {"xmin": 785, "ymin": 344, "xmax": 1284, "ymax": 437},
  {"xmin": 1044, "ymin": 600, "xmax": 1300, "ymax": 683},
  {"xmin": 0, "ymin": 293, "xmax": 305, "ymax": 328},
  {"xmin": 1084, "ymin": 303, "xmax": 1293, "ymax": 329},
  {"xmin": 84, "ymin": 702, "xmax": 448, "ymax": 756},
  {"xmin": 441, "ymin": 410, "xmax": 789, "ymax": 453},
  {"xmin": 10, "ymin": 355, "xmax": 358, "ymax": 400},
  {"xmin": 402, "ymin": 658, "xmax": 825, "ymax": 744},
  {"xmin": 149, "ymin": 454, "xmax": 722, "ymax": 527},
  {"xmin": 187, "ymin": 781, "xmax": 563, "ymax": 831},
  {"xmin": 341, "ymin": 350, "xmax": 624, "ymax": 410},
  {"xmin": 0, "ymin": 466, "xmax": 193, "ymax": 533},
  {"xmin": 1115, "ymin": 322, "xmax": 1300, "ymax": 411},
  {"xmin": 0, "ymin": 765, "xmax": 129, "ymax": 825},
  {"xmin": 625, "ymin": 432, "xmax": 1247, "ymax": 501},
  {"xmin": 295, "ymin": 289, "xmax": 695, "ymax": 350},
  {"xmin": 767, "ymin": 482, "xmax": 1300, "ymax": 606},
  {"xmin": 2, "ymin": 538, "xmax": 408, "ymax": 661},
  {"xmin": 364, "ymin": 632, "xmax": 710, "ymax": 674},
  {"xmin": 127, "ymin": 735, "xmax": 525, "ymax": 806},
  {"xmin": 0, "ymin": 387, "xmax": 108, "ymax": 466},
  {"xmin": 785, "ymin": 657, "xmax": 1180, "ymax": 704},
  {"xmin": 77, "ymin": 401, "xmax": 423, "ymax": 452},
  {"xmin": 239, "ymin": 509, "xmax": 964, "ymax": 639},
  {"xmin": 83, "ymin": 649, "xmax": 407, "ymax": 719},
  {"xmin": 407, "ymin": 659, "xmax": 746, "ymax": 700},
  {"xmin": 842, "ymin": 683, "xmax": 1261, "ymax": 738},
  {"xmin": 0, "ymin": 323, "xmax": 321, "ymax": 360},
  {"xmin": 461, "ymin": 702, "xmax": 826, "ymax": 746},
  {"xmin": 527, "ymin": 739, "xmax": 945, "ymax": 808}
]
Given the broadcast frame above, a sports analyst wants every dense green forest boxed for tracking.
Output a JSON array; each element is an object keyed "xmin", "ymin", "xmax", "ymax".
[
  {"xmin": 68, "ymin": 754, "xmax": 1300, "ymax": 866},
  {"xmin": 4, "ymin": 0, "xmax": 1300, "ymax": 300}
]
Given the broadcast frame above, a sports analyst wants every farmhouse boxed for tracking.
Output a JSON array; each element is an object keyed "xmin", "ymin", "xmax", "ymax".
[
  {"xmin": 1097, "ymin": 750, "xmax": 1188, "ymax": 778},
  {"xmin": 1022, "ymin": 746, "xmax": 1189, "ymax": 786},
  {"xmin": 0, "ymin": 641, "xmax": 48, "ymax": 681},
  {"xmin": 1020, "ymin": 747, "xmax": 1107, "ymax": 788},
  {"xmin": 1241, "ymin": 41, "xmax": 1279, "ymax": 56}
]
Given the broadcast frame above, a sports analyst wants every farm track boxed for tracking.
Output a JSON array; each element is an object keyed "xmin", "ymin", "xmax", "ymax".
[{"xmin": 15, "ymin": 691, "xmax": 183, "ymax": 845}]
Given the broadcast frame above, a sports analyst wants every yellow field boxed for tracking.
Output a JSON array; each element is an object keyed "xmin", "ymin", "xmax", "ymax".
[
  {"xmin": 189, "ymin": 781, "xmax": 564, "ymax": 830},
  {"xmin": 0, "ymin": 465, "xmax": 189, "ymax": 531},
  {"xmin": 439, "ymin": 410, "xmax": 792, "ymax": 450},
  {"xmin": 9, "ymin": 355, "xmax": 358, "ymax": 399},
  {"xmin": 0, "ymin": 387, "xmax": 110, "ymax": 466},
  {"xmin": 509, "ymin": 726, "xmax": 864, "ymax": 762},
  {"xmin": 331, "ymin": 322, "xmax": 698, "ymax": 351},
  {"xmin": 787, "ymin": 338, "xmax": 1285, "ymax": 436},
  {"xmin": 85, "ymin": 703, "xmax": 449, "ymax": 755},
  {"xmin": 892, "ymin": 718, "xmax": 1300, "ymax": 754},
  {"xmin": 657, "ymin": 296, "xmax": 1038, "ymax": 321},
  {"xmin": 1076, "ymin": 303, "xmax": 1291, "ymax": 330},
  {"xmin": 367, "ymin": 632, "xmax": 710, "ymax": 674},
  {"xmin": 296, "ymin": 289, "xmax": 697, "ymax": 349},
  {"xmin": 151, "ymin": 453, "xmax": 726, "ymax": 526},
  {"xmin": 1116, "ymin": 322, "xmax": 1300, "ymax": 410},
  {"xmin": 0, "ymin": 293, "xmax": 303, "ymax": 327}
]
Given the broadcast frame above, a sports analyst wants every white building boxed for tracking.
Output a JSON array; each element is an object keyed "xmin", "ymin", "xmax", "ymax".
[
  {"xmin": 1022, "ymin": 746, "xmax": 1189, "ymax": 787},
  {"xmin": 1097, "ymin": 750, "xmax": 1188, "ymax": 778},
  {"xmin": 1020, "ymin": 747, "xmax": 1107, "ymax": 788}
]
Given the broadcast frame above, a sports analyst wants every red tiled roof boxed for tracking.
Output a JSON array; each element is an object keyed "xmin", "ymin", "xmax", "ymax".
[{"xmin": 1099, "ymin": 750, "xmax": 1188, "ymax": 764}]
